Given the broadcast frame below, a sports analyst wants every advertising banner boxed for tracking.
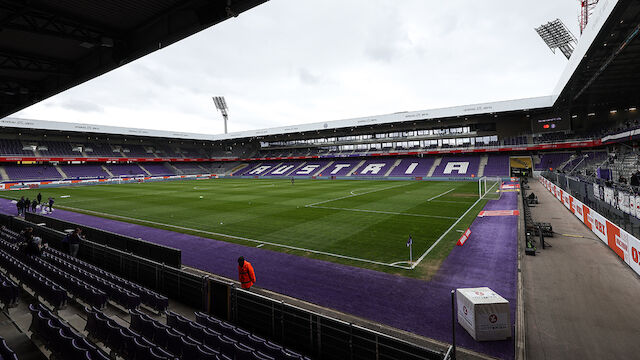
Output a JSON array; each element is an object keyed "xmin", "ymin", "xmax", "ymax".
[{"xmin": 540, "ymin": 177, "xmax": 640, "ymax": 278}]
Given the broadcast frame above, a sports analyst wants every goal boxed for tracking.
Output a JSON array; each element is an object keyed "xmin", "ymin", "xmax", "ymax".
[{"xmin": 478, "ymin": 176, "xmax": 502, "ymax": 199}]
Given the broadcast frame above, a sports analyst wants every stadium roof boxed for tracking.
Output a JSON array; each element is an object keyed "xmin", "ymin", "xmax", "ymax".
[
  {"xmin": 1, "ymin": 0, "xmax": 638, "ymax": 141},
  {"xmin": 1, "ymin": 96, "xmax": 553, "ymax": 141},
  {"xmin": 552, "ymin": 0, "xmax": 640, "ymax": 112},
  {"xmin": 0, "ymin": 0, "xmax": 268, "ymax": 119}
]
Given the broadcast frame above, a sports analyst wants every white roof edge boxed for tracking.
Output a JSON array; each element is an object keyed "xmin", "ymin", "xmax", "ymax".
[
  {"xmin": 2, "ymin": 96, "xmax": 553, "ymax": 142},
  {"xmin": 219, "ymin": 96, "xmax": 554, "ymax": 139},
  {"xmin": 551, "ymin": 0, "xmax": 620, "ymax": 102}
]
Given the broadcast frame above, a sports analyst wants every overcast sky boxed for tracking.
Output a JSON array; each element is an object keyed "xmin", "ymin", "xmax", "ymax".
[{"xmin": 14, "ymin": 0, "xmax": 581, "ymax": 135}]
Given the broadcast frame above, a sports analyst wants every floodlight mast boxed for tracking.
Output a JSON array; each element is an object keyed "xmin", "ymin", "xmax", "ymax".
[
  {"xmin": 580, "ymin": 0, "xmax": 600, "ymax": 35},
  {"xmin": 212, "ymin": 96, "xmax": 229, "ymax": 134},
  {"xmin": 535, "ymin": 19, "xmax": 577, "ymax": 60}
]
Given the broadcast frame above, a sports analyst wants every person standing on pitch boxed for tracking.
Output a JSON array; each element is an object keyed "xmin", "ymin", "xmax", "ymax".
[
  {"xmin": 37, "ymin": 192, "xmax": 42, "ymax": 205},
  {"xmin": 48, "ymin": 197, "xmax": 54, "ymax": 212},
  {"xmin": 291, "ymin": 177, "xmax": 294, "ymax": 185},
  {"xmin": 24, "ymin": 198, "xmax": 31, "ymax": 214},
  {"xmin": 237, "ymin": 256, "xmax": 256, "ymax": 289}
]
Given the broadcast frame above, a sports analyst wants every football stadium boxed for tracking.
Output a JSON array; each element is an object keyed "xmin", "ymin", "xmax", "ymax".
[{"xmin": 0, "ymin": 1, "xmax": 639, "ymax": 360}]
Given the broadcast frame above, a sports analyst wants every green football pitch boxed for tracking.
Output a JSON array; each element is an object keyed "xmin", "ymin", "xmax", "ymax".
[{"xmin": 3, "ymin": 178, "xmax": 499, "ymax": 277}]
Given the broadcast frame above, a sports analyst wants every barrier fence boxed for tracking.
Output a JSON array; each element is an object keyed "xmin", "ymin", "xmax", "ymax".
[
  {"xmin": 24, "ymin": 212, "xmax": 182, "ymax": 268},
  {"xmin": 539, "ymin": 176, "xmax": 640, "ymax": 277}
]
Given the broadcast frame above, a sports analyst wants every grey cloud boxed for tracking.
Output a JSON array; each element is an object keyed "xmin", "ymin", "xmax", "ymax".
[
  {"xmin": 298, "ymin": 68, "xmax": 320, "ymax": 85},
  {"xmin": 60, "ymin": 100, "xmax": 104, "ymax": 113}
]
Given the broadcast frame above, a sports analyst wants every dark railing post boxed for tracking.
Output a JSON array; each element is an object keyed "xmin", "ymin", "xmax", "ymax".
[
  {"xmin": 539, "ymin": 224, "xmax": 545, "ymax": 250},
  {"xmin": 451, "ymin": 290, "xmax": 456, "ymax": 360}
]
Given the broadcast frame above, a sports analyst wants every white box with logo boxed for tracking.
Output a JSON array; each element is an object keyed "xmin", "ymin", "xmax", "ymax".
[{"xmin": 456, "ymin": 287, "xmax": 511, "ymax": 341}]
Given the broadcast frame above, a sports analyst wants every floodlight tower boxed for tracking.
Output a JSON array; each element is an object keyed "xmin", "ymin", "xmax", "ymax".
[
  {"xmin": 535, "ymin": 19, "xmax": 578, "ymax": 60},
  {"xmin": 580, "ymin": 0, "xmax": 600, "ymax": 35},
  {"xmin": 212, "ymin": 96, "xmax": 229, "ymax": 134}
]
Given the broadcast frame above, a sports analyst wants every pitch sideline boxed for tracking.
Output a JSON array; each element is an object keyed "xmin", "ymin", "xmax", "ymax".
[{"xmin": 53, "ymin": 204, "xmax": 415, "ymax": 270}]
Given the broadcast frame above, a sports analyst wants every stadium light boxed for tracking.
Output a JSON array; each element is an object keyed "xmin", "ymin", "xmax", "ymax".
[
  {"xmin": 535, "ymin": 19, "xmax": 577, "ymax": 60},
  {"xmin": 212, "ymin": 96, "xmax": 229, "ymax": 134}
]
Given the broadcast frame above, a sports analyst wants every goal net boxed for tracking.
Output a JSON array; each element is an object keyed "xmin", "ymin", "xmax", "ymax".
[{"xmin": 478, "ymin": 176, "xmax": 502, "ymax": 200}]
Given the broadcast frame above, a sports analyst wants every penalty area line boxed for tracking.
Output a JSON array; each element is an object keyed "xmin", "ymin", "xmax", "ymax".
[
  {"xmin": 305, "ymin": 182, "xmax": 412, "ymax": 207},
  {"xmin": 308, "ymin": 205, "xmax": 458, "ymax": 220},
  {"xmin": 410, "ymin": 180, "xmax": 500, "ymax": 269},
  {"xmin": 54, "ymin": 204, "xmax": 411, "ymax": 270},
  {"xmin": 426, "ymin": 188, "xmax": 456, "ymax": 202}
]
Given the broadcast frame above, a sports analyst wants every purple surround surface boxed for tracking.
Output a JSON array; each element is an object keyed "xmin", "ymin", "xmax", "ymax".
[{"xmin": 0, "ymin": 184, "xmax": 518, "ymax": 359}]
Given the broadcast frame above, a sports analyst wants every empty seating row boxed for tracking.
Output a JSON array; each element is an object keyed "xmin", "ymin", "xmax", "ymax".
[
  {"xmin": 0, "ymin": 227, "xmax": 162, "ymax": 311},
  {"xmin": 0, "ymin": 336, "xmax": 17, "ymax": 360},
  {"xmin": 39, "ymin": 250, "xmax": 141, "ymax": 309},
  {"xmin": 29, "ymin": 303, "xmax": 109, "ymax": 360},
  {"xmin": 174, "ymin": 311, "xmax": 308, "ymax": 360},
  {"xmin": 85, "ymin": 307, "xmax": 177, "ymax": 360},
  {"xmin": 45, "ymin": 246, "xmax": 168, "ymax": 311},
  {"xmin": 0, "ymin": 248, "xmax": 67, "ymax": 308},
  {"xmin": 0, "ymin": 239, "xmax": 108, "ymax": 309},
  {"xmin": 0, "ymin": 271, "xmax": 19, "ymax": 308},
  {"xmin": 131, "ymin": 308, "xmax": 228, "ymax": 360}
]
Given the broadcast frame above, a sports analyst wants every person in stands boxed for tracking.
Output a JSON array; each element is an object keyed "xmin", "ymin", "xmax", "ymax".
[
  {"xmin": 237, "ymin": 256, "xmax": 256, "ymax": 289},
  {"xmin": 68, "ymin": 227, "xmax": 84, "ymax": 257},
  {"xmin": 16, "ymin": 197, "xmax": 24, "ymax": 216}
]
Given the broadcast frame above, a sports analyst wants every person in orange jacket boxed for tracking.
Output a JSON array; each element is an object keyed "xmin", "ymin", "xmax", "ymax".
[{"xmin": 237, "ymin": 256, "xmax": 256, "ymax": 289}]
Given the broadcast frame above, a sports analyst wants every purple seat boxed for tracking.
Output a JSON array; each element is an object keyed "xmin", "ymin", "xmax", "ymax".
[
  {"xmin": 181, "ymin": 336, "xmax": 200, "ymax": 359},
  {"xmin": 203, "ymin": 328, "xmax": 222, "ymax": 350},
  {"xmin": 245, "ymin": 334, "xmax": 266, "ymax": 353},
  {"xmin": 118, "ymin": 327, "xmax": 138, "ymax": 357},
  {"xmin": 218, "ymin": 335, "xmax": 236, "ymax": 357},
  {"xmin": 253, "ymin": 351, "xmax": 275, "ymax": 360},
  {"xmin": 262, "ymin": 341, "xmax": 284, "ymax": 358},
  {"xmin": 165, "ymin": 328, "xmax": 185, "ymax": 357},
  {"xmin": 188, "ymin": 321, "xmax": 206, "ymax": 343},
  {"xmin": 150, "ymin": 346, "xmax": 174, "ymax": 360},
  {"xmin": 233, "ymin": 342, "xmax": 254, "ymax": 360},
  {"xmin": 152, "ymin": 321, "xmax": 169, "ymax": 348},
  {"xmin": 282, "ymin": 349, "xmax": 305, "ymax": 359},
  {"xmin": 133, "ymin": 336, "xmax": 154, "ymax": 360},
  {"xmin": 198, "ymin": 344, "xmax": 220, "ymax": 360}
]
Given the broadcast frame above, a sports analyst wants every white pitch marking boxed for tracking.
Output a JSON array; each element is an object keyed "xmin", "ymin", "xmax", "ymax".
[
  {"xmin": 309, "ymin": 205, "xmax": 458, "ymax": 220},
  {"xmin": 305, "ymin": 182, "xmax": 412, "ymax": 207},
  {"xmin": 410, "ymin": 180, "xmax": 500, "ymax": 269},
  {"xmin": 426, "ymin": 188, "xmax": 455, "ymax": 202},
  {"xmin": 256, "ymin": 244, "xmax": 264, "ymax": 248},
  {"xmin": 54, "ymin": 204, "xmax": 411, "ymax": 269}
]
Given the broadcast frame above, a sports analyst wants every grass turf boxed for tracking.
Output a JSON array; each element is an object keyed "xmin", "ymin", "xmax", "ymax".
[{"xmin": 3, "ymin": 178, "xmax": 495, "ymax": 278}]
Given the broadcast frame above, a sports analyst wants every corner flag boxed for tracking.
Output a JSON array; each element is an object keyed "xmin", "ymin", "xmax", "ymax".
[
  {"xmin": 407, "ymin": 236, "xmax": 412, "ymax": 247},
  {"xmin": 407, "ymin": 235, "xmax": 413, "ymax": 264}
]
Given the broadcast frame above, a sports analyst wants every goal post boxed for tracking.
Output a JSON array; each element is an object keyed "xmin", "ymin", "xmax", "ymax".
[{"xmin": 478, "ymin": 176, "xmax": 501, "ymax": 199}]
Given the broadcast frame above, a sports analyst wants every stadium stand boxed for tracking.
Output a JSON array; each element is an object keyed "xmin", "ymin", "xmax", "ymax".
[
  {"xmin": 483, "ymin": 155, "xmax": 510, "ymax": 177},
  {"xmin": 431, "ymin": 156, "xmax": 481, "ymax": 178},
  {"xmin": 59, "ymin": 164, "xmax": 110, "ymax": 179},
  {"xmin": 3, "ymin": 165, "xmax": 62, "ymax": 181},
  {"xmin": 172, "ymin": 163, "xmax": 206, "ymax": 175},
  {"xmin": 106, "ymin": 164, "xmax": 146, "ymax": 176}
]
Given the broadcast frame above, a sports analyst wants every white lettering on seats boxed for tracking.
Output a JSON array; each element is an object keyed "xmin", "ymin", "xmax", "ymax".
[
  {"xmin": 360, "ymin": 163, "xmax": 386, "ymax": 175},
  {"xmin": 443, "ymin": 162, "xmax": 469, "ymax": 174}
]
